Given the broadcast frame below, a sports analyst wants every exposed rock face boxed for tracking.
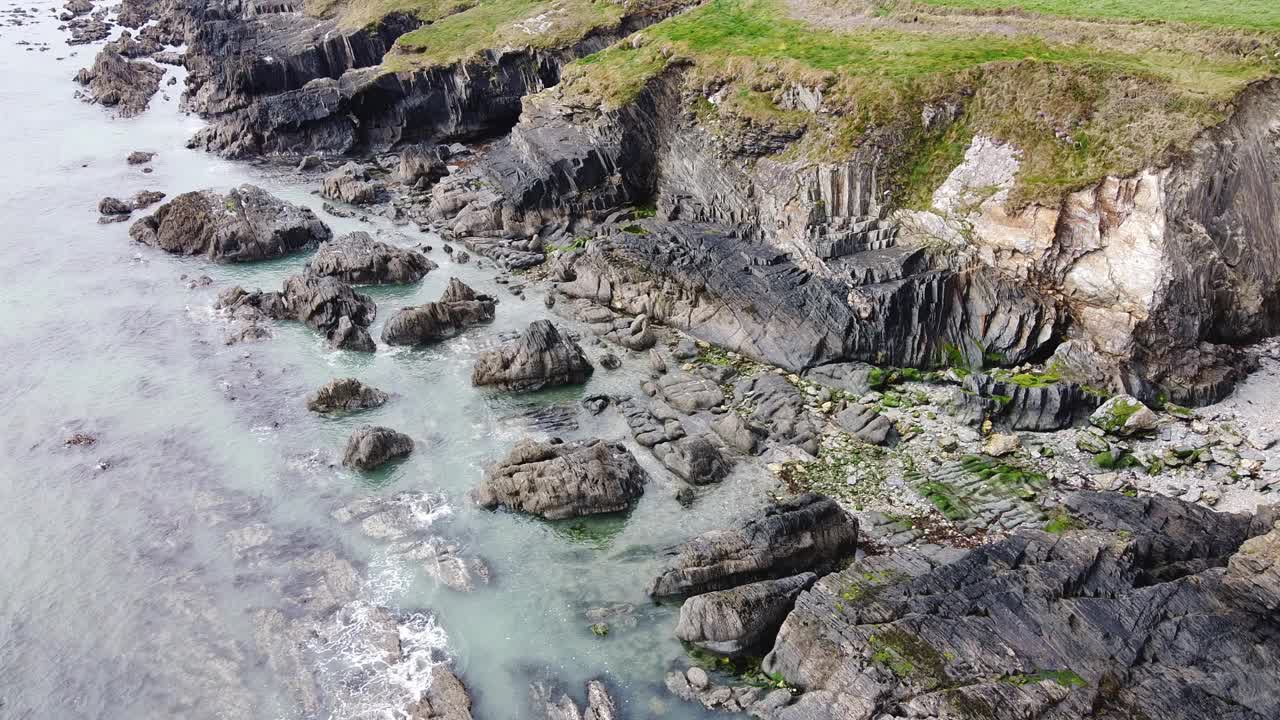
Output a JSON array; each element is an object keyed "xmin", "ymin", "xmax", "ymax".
[
  {"xmin": 320, "ymin": 163, "xmax": 385, "ymax": 205},
  {"xmin": 74, "ymin": 48, "xmax": 164, "ymax": 117},
  {"xmin": 675, "ymin": 573, "xmax": 817, "ymax": 656},
  {"xmin": 560, "ymin": 222, "xmax": 1059, "ymax": 372},
  {"xmin": 305, "ymin": 378, "xmax": 389, "ymax": 413},
  {"xmin": 342, "ymin": 425, "xmax": 414, "ymax": 470},
  {"xmin": 179, "ymin": 0, "xmax": 689, "ymax": 157},
  {"xmin": 408, "ymin": 666, "xmax": 475, "ymax": 719},
  {"xmin": 734, "ymin": 375, "xmax": 822, "ymax": 456},
  {"xmin": 282, "ymin": 274, "xmax": 377, "ymax": 351},
  {"xmin": 472, "ymin": 439, "xmax": 648, "ymax": 520},
  {"xmin": 398, "ymin": 144, "xmax": 448, "ymax": 187},
  {"xmin": 834, "ymin": 403, "xmax": 893, "ymax": 445},
  {"xmin": 648, "ymin": 493, "xmax": 858, "ymax": 598},
  {"xmin": 129, "ymin": 185, "xmax": 331, "ymax": 262},
  {"xmin": 471, "ymin": 320, "xmax": 593, "ymax": 392},
  {"xmin": 764, "ymin": 492, "xmax": 1280, "ymax": 720},
  {"xmin": 381, "ymin": 278, "xmax": 495, "ymax": 346},
  {"xmin": 307, "ymin": 231, "xmax": 436, "ymax": 284}
]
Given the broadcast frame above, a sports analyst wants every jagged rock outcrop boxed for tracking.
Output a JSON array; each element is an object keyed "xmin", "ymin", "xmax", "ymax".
[
  {"xmin": 381, "ymin": 278, "xmax": 495, "ymax": 346},
  {"xmin": 74, "ymin": 48, "xmax": 164, "ymax": 117},
  {"xmin": 306, "ymin": 231, "xmax": 435, "ymax": 284},
  {"xmin": 305, "ymin": 378, "xmax": 389, "ymax": 413},
  {"xmin": 648, "ymin": 493, "xmax": 858, "ymax": 598},
  {"xmin": 129, "ymin": 184, "xmax": 331, "ymax": 262},
  {"xmin": 471, "ymin": 320, "xmax": 593, "ymax": 392},
  {"xmin": 320, "ymin": 162, "xmax": 385, "ymax": 205},
  {"xmin": 951, "ymin": 372, "xmax": 1092, "ymax": 431},
  {"xmin": 763, "ymin": 492, "xmax": 1280, "ymax": 720},
  {"xmin": 560, "ymin": 222, "xmax": 1059, "ymax": 372},
  {"xmin": 834, "ymin": 403, "xmax": 894, "ymax": 445},
  {"xmin": 180, "ymin": 0, "xmax": 690, "ymax": 157},
  {"xmin": 530, "ymin": 678, "xmax": 619, "ymax": 720},
  {"xmin": 282, "ymin": 274, "xmax": 377, "ymax": 351},
  {"xmin": 734, "ymin": 375, "xmax": 822, "ymax": 455},
  {"xmin": 472, "ymin": 439, "xmax": 647, "ymax": 519},
  {"xmin": 675, "ymin": 573, "xmax": 817, "ymax": 656},
  {"xmin": 342, "ymin": 425, "xmax": 414, "ymax": 470}
]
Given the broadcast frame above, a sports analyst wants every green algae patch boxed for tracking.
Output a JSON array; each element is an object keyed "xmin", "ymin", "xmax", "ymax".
[
  {"xmin": 1002, "ymin": 668, "xmax": 1088, "ymax": 689},
  {"xmin": 868, "ymin": 627, "xmax": 949, "ymax": 687}
]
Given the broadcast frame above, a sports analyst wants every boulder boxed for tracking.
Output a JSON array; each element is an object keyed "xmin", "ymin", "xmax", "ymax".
[
  {"xmin": 734, "ymin": 374, "xmax": 821, "ymax": 455},
  {"xmin": 321, "ymin": 162, "xmax": 384, "ymax": 205},
  {"xmin": 305, "ymin": 378, "xmax": 389, "ymax": 413},
  {"xmin": 342, "ymin": 425, "xmax": 413, "ymax": 470},
  {"xmin": 129, "ymin": 184, "xmax": 331, "ymax": 262},
  {"xmin": 320, "ymin": 162, "xmax": 384, "ymax": 204},
  {"xmin": 471, "ymin": 320, "xmax": 593, "ymax": 392},
  {"xmin": 653, "ymin": 435, "xmax": 731, "ymax": 485},
  {"xmin": 650, "ymin": 373, "xmax": 725, "ymax": 413},
  {"xmin": 382, "ymin": 278, "xmax": 496, "ymax": 346},
  {"xmin": 675, "ymin": 573, "xmax": 817, "ymax": 655},
  {"xmin": 74, "ymin": 48, "xmax": 164, "ymax": 117},
  {"xmin": 282, "ymin": 273, "xmax": 376, "ymax": 351},
  {"xmin": 306, "ymin": 231, "xmax": 436, "ymax": 284},
  {"xmin": 763, "ymin": 492, "xmax": 1279, "ymax": 720},
  {"xmin": 98, "ymin": 196, "xmax": 131, "ymax": 215},
  {"xmin": 648, "ymin": 493, "xmax": 857, "ymax": 597},
  {"xmin": 406, "ymin": 666, "xmax": 474, "ymax": 719},
  {"xmin": 472, "ymin": 439, "xmax": 647, "ymax": 519},
  {"xmin": 126, "ymin": 150, "xmax": 155, "ymax": 165},
  {"xmin": 130, "ymin": 190, "xmax": 165, "ymax": 209},
  {"xmin": 1090, "ymin": 394, "xmax": 1159, "ymax": 436},
  {"xmin": 398, "ymin": 144, "xmax": 448, "ymax": 186}
]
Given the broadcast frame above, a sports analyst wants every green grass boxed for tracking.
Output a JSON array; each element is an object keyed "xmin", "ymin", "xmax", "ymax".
[
  {"xmin": 914, "ymin": 0, "xmax": 1280, "ymax": 31},
  {"xmin": 307, "ymin": 0, "xmax": 474, "ymax": 30},
  {"xmin": 560, "ymin": 0, "xmax": 1277, "ymax": 205},
  {"xmin": 384, "ymin": 0, "xmax": 626, "ymax": 71}
]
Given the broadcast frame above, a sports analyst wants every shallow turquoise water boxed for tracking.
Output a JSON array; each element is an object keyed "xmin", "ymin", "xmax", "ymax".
[{"xmin": 0, "ymin": 4, "xmax": 775, "ymax": 718}]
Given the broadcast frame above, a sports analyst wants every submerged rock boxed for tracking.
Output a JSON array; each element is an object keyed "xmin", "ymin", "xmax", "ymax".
[
  {"xmin": 471, "ymin": 320, "xmax": 593, "ymax": 392},
  {"xmin": 342, "ymin": 425, "xmax": 413, "ymax": 470},
  {"xmin": 763, "ymin": 492, "xmax": 1280, "ymax": 720},
  {"xmin": 306, "ymin": 231, "xmax": 436, "ymax": 284},
  {"xmin": 382, "ymin": 278, "xmax": 496, "ymax": 346},
  {"xmin": 129, "ymin": 184, "xmax": 331, "ymax": 262},
  {"xmin": 675, "ymin": 573, "xmax": 817, "ymax": 656},
  {"xmin": 305, "ymin": 378, "xmax": 389, "ymax": 413},
  {"xmin": 648, "ymin": 493, "xmax": 857, "ymax": 598},
  {"xmin": 472, "ymin": 439, "xmax": 647, "ymax": 519}
]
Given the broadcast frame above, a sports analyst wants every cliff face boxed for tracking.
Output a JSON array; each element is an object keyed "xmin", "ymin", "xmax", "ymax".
[
  {"xmin": 178, "ymin": 0, "xmax": 692, "ymax": 157},
  {"xmin": 907, "ymin": 80, "xmax": 1280, "ymax": 404}
]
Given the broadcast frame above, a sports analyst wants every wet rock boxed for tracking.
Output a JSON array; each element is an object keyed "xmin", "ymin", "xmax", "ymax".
[
  {"xmin": 382, "ymin": 278, "xmax": 496, "ymax": 346},
  {"xmin": 320, "ymin": 162, "xmax": 385, "ymax": 205},
  {"xmin": 98, "ymin": 196, "xmax": 130, "ymax": 215},
  {"xmin": 126, "ymin": 150, "xmax": 155, "ymax": 165},
  {"xmin": 130, "ymin": 189, "xmax": 165, "ymax": 209},
  {"xmin": 648, "ymin": 493, "xmax": 858, "ymax": 597},
  {"xmin": 599, "ymin": 352, "xmax": 621, "ymax": 370},
  {"xmin": 530, "ymin": 677, "xmax": 619, "ymax": 720},
  {"xmin": 764, "ymin": 491, "xmax": 1278, "ymax": 720},
  {"xmin": 282, "ymin": 274, "xmax": 376, "ymax": 351},
  {"xmin": 581, "ymin": 394, "xmax": 611, "ymax": 415},
  {"xmin": 305, "ymin": 378, "xmax": 389, "ymax": 413},
  {"xmin": 1090, "ymin": 394, "xmax": 1159, "ymax": 436},
  {"xmin": 618, "ymin": 397, "xmax": 686, "ymax": 448},
  {"xmin": 74, "ymin": 48, "xmax": 163, "ymax": 117},
  {"xmin": 392, "ymin": 537, "xmax": 491, "ymax": 593},
  {"xmin": 472, "ymin": 438, "xmax": 647, "ymax": 519},
  {"xmin": 675, "ymin": 573, "xmax": 817, "ymax": 656},
  {"xmin": 297, "ymin": 155, "xmax": 322, "ymax": 171},
  {"xmin": 471, "ymin": 320, "xmax": 593, "ymax": 392},
  {"xmin": 129, "ymin": 184, "xmax": 331, "ymax": 262},
  {"xmin": 407, "ymin": 666, "xmax": 475, "ymax": 719},
  {"xmin": 653, "ymin": 435, "xmax": 731, "ymax": 485},
  {"xmin": 834, "ymin": 404, "xmax": 893, "ymax": 445},
  {"xmin": 307, "ymin": 231, "xmax": 436, "ymax": 284},
  {"xmin": 342, "ymin": 425, "xmax": 413, "ymax": 470}
]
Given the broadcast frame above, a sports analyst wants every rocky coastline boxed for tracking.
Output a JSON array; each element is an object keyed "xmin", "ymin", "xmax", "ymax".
[{"xmin": 56, "ymin": 0, "xmax": 1280, "ymax": 718}]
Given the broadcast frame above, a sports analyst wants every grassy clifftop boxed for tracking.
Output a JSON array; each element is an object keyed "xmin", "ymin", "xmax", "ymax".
[{"xmin": 552, "ymin": 0, "xmax": 1279, "ymax": 206}]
